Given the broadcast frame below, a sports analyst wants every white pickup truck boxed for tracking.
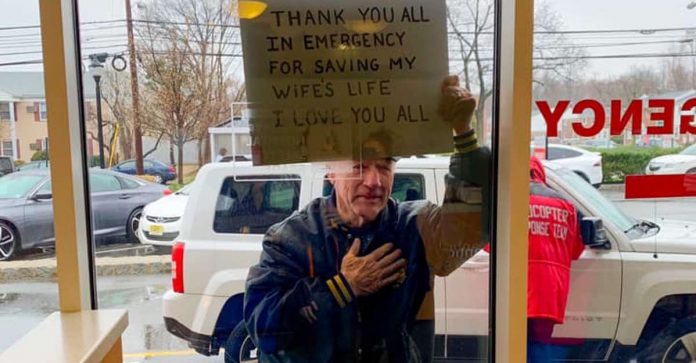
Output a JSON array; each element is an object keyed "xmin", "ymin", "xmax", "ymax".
[{"xmin": 163, "ymin": 158, "xmax": 696, "ymax": 362}]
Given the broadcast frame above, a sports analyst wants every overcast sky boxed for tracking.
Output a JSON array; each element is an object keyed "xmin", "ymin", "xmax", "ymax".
[{"xmin": 0, "ymin": 0, "xmax": 694, "ymax": 79}]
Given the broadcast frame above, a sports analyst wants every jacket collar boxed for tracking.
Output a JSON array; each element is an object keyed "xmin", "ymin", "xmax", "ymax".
[{"xmin": 321, "ymin": 192, "xmax": 398, "ymax": 241}]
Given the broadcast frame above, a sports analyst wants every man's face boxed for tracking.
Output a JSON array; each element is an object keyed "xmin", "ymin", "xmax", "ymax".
[{"xmin": 329, "ymin": 159, "xmax": 395, "ymax": 226}]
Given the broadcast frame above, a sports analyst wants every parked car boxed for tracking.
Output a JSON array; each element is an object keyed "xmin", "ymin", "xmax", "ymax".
[
  {"xmin": 16, "ymin": 160, "xmax": 50, "ymax": 172},
  {"xmin": 0, "ymin": 156, "xmax": 15, "ymax": 177},
  {"xmin": 163, "ymin": 157, "xmax": 696, "ymax": 362},
  {"xmin": 546, "ymin": 144, "xmax": 603, "ymax": 187},
  {"xmin": 139, "ymin": 184, "xmax": 192, "ymax": 247},
  {"xmin": 112, "ymin": 159, "xmax": 177, "ymax": 184},
  {"xmin": 646, "ymin": 143, "xmax": 696, "ymax": 175},
  {"xmin": 0, "ymin": 169, "xmax": 168, "ymax": 260}
]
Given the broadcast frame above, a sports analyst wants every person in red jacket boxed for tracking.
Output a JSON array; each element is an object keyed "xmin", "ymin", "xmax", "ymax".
[
  {"xmin": 526, "ymin": 156, "xmax": 585, "ymax": 362},
  {"xmin": 483, "ymin": 156, "xmax": 584, "ymax": 361}
]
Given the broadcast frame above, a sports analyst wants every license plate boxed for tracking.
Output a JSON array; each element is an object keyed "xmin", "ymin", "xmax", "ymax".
[{"xmin": 149, "ymin": 224, "xmax": 164, "ymax": 236}]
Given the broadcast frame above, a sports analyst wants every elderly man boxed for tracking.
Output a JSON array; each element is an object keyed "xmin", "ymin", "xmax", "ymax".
[{"xmin": 243, "ymin": 76, "xmax": 490, "ymax": 363}]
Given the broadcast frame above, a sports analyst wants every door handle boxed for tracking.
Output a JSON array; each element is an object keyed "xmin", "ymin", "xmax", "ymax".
[{"xmin": 118, "ymin": 194, "xmax": 132, "ymax": 199}]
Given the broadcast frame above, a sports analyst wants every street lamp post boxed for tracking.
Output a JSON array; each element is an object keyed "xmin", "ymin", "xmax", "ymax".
[{"xmin": 89, "ymin": 56, "xmax": 106, "ymax": 169}]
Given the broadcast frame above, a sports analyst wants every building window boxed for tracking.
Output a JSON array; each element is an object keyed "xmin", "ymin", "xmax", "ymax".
[
  {"xmin": 2, "ymin": 141, "xmax": 13, "ymax": 157},
  {"xmin": 0, "ymin": 103, "xmax": 10, "ymax": 121},
  {"xmin": 39, "ymin": 102, "xmax": 47, "ymax": 121}
]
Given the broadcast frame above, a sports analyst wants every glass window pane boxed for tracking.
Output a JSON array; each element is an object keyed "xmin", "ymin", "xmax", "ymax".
[
  {"xmin": 89, "ymin": 173, "xmax": 122, "ymax": 193},
  {"xmin": 0, "ymin": 14, "xmax": 59, "ymax": 351},
  {"xmin": 76, "ymin": 0, "xmax": 498, "ymax": 360},
  {"xmin": 532, "ymin": 1, "xmax": 696, "ymax": 361}
]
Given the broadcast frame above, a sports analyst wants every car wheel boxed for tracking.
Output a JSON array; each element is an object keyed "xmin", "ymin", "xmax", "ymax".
[
  {"xmin": 224, "ymin": 321, "xmax": 257, "ymax": 363},
  {"xmin": 637, "ymin": 316, "xmax": 696, "ymax": 363},
  {"xmin": 127, "ymin": 208, "xmax": 143, "ymax": 243},
  {"xmin": 153, "ymin": 174, "xmax": 164, "ymax": 184},
  {"xmin": 0, "ymin": 221, "xmax": 20, "ymax": 261}
]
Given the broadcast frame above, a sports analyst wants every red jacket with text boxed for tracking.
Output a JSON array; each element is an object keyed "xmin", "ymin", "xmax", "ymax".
[
  {"xmin": 484, "ymin": 157, "xmax": 584, "ymax": 324},
  {"xmin": 526, "ymin": 157, "xmax": 584, "ymax": 323}
]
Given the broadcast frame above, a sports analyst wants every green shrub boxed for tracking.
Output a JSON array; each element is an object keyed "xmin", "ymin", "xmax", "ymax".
[
  {"xmin": 596, "ymin": 147, "xmax": 683, "ymax": 183},
  {"xmin": 30, "ymin": 150, "xmax": 48, "ymax": 161},
  {"xmin": 90, "ymin": 156, "xmax": 102, "ymax": 167}
]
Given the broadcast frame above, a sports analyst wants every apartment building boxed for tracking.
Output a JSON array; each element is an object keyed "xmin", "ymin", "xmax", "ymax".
[{"xmin": 0, "ymin": 72, "xmax": 98, "ymax": 162}]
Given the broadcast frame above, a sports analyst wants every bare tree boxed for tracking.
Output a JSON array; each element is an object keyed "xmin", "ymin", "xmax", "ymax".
[
  {"xmin": 101, "ymin": 70, "xmax": 134, "ymax": 161},
  {"xmin": 135, "ymin": 0, "xmax": 237, "ymax": 183},
  {"xmin": 447, "ymin": 0, "xmax": 586, "ymax": 138},
  {"xmin": 662, "ymin": 53, "xmax": 695, "ymax": 91}
]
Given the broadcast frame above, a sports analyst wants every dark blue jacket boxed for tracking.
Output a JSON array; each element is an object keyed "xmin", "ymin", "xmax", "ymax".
[{"xmin": 244, "ymin": 139, "xmax": 489, "ymax": 363}]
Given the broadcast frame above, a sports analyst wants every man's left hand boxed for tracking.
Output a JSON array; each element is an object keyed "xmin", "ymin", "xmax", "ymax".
[{"xmin": 438, "ymin": 75, "xmax": 477, "ymax": 136}]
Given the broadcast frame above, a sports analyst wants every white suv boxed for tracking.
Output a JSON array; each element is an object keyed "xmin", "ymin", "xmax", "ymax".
[{"xmin": 163, "ymin": 158, "xmax": 696, "ymax": 362}]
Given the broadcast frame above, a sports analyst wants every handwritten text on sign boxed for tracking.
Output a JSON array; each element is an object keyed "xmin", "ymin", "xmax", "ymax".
[{"xmin": 240, "ymin": 1, "xmax": 449, "ymax": 165}]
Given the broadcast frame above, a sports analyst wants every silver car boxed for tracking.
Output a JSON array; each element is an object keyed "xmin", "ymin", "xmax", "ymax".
[{"xmin": 0, "ymin": 169, "xmax": 168, "ymax": 260}]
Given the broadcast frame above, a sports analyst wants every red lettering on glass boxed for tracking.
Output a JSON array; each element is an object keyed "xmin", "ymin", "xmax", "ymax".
[
  {"xmin": 536, "ymin": 100, "xmax": 569, "ymax": 137},
  {"xmin": 571, "ymin": 100, "xmax": 605, "ymax": 137},
  {"xmin": 681, "ymin": 98, "xmax": 696, "ymax": 135},
  {"xmin": 646, "ymin": 99, "xmax": 675, "ymax": 135},
  {"xmin": 610, "ymin": 100, "xmax": 642, "ymax": 135},
  {"xmin": 538, "ymin": 98, "xmax": 696, "ymax": 137}
]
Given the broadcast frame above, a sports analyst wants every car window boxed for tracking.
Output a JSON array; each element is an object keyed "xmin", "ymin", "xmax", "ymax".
[
  {"xmin": 680, "ymin": 144, "xmax": 696, "ymax": 156},
  {"xmin": 120, "ymin": 161, "xmax": 136, "ymax": 169},
  {"xmin": 120, "ymin": 177, "xmax": 141, "ymax": 189},
  {"xmin": 90, "ymin": 173, "xmax": 122, "ymax": 193},
  {"xmin": 391, "ymin": 174, "xmax": 425, "ymax": 202},
  {"xmin": 38, "ymin": 180, "xmax": 52, "ymax": 193},
  {"xmin": 213, "ymin": 175, "xmax": 301, "ymax": 234},
  {"xmin": 0, "ymin": 158, "xmax": 12, "ymax": 171},
  {"xmin": 554, "ymin": 168, "xmax": 637, "ymax": 237},
  {"xmin": 322, "ymin": 173, "xmax": 426, "ymax": 203},
  {"xmin": 546, "ymin": 147, "xmax": 563, "ymax": 160},
  {"xmin": 0, "ymin": 174, "xmax": 44, "ymax": 198},
  {"xmin": 564, "ymin": 149, "xmax": 582, "ymax": 158}
]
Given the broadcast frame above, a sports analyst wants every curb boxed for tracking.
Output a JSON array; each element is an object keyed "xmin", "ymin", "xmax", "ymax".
[
  {"xmin": 0, "ymin": 255, "xmax": 171, "ymax": 283},
  {"xmin": 598, "ymin": 183, "xmax": 625, "ymax": 192}
]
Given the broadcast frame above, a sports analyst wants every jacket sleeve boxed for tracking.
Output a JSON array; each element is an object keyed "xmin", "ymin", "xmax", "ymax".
[
  {"xmin": 417, "ymin": 130, "xmax": 491, "ymax": 276},
  {"xmin": 243, "ymin": 226, "xmax": 356, "ymax": 354}
]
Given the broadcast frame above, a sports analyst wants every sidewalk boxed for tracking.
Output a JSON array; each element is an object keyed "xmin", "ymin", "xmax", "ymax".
[
  {"xmin": 598, "ymin": 183, "xmax": 625, "ymax": 201},
  {"xmin": 0, "ymin": 255, "xmax": 171, "ymax": 283}
]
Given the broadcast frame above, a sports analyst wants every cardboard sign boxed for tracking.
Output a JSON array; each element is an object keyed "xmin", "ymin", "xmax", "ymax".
[{"xmin": 240, "ymin": 0, "xmax": 450, "ymax": 165}]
